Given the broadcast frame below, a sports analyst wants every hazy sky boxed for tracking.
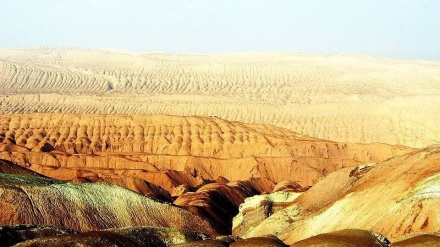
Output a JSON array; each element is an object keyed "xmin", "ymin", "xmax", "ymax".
[{"xmin": 1, "ymin": 0, "xmax": 439, "ymax": 60}]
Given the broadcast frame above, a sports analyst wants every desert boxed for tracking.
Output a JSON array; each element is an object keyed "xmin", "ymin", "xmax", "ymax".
[
  {"xmin": 0, "ymin": 49, "xmax": 439, "ymax": 246},
  {"xmin": 1, "ymin": 1, "xmax": 440, "ymax": 246},
  {"xmin": 1, "ymin": 48, "xmax": 440, "ymax": 148}
]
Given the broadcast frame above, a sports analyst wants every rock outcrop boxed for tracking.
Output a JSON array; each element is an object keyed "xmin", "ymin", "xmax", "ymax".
[
  {"xmin": 13, "ymin": 226, "xmax": 209, "ymax": 247},
  {"xmin": 393, "ymin": 234, "xmax": 440, "ymax": 247},
  {"xmin": 0, "ymin": 225, "xmax": 76, "ymax": 247},
  {"xmin": 174, "ymin": 181, "xmax": 259, "ymax": 232},
  {"xmin": 171, "ymin": 240, "xmax": 229, "ymax": 247},
  {"xmin": 290, "ymin": 229, "xmax": 390, "ymax": 247},
  {"xmin": 232, "ymin": 191, "xmax": 302, "ymax": 236},
  {"xmin": 272, "ymin": 180, "xmax": 304, "ymax": 193},
  {"xmin": 239, "ymin": 146, "xmax": 440, "ymax": 244},
  {"xmin": 230, "ymin": 235, "xmax": 287, "ymax": 247},
  {"xmin": 0, "ymin": 172, "xmax": 219, "ymax": 236}
]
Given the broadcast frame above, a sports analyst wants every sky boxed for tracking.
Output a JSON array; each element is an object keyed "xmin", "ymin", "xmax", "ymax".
[{"xmin": 1, "ymin": 0, "xmax": 439, "ymax": 60}]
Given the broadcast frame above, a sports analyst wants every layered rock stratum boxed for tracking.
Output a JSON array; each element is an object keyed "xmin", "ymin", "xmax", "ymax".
[
  {"xmin": 0, "ymin": 170, "xmax": 219, "ymax": 236},
  {"xmin": 1, "ymin": 48, "xmax": 439, "ymax": 147},
  {"xmin": 238, "ymin": 146, "xmax": 440, "ymax": 244},
  {"xmin": 0, "ymin": 113, "xmax": 411, "ymax": 194},
  {"xmin": 174, "ymin": 180, "xmax": 259, "ymax": 232},
  {"xmin": 232, "ymin": 191, "xmax": 302, "ymax": 236}
]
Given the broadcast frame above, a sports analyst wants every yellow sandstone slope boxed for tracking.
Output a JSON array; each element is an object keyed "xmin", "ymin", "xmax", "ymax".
[{"xmin": 239, "ymin": 146, "xmax": 440, "ymax": 244}]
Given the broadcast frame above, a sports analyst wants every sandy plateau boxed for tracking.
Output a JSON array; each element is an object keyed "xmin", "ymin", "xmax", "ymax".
[
  {"xmin": 1, "ymin": 48, "xmax": 440, "ymax": 148},
  {"xmin": 0, "ymin": 48, "xmax": 439, "ymax": 246}
]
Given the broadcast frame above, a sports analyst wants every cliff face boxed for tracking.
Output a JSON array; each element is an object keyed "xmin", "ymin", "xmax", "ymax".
[
  {"xmin": 232, "ymin": 191, "xmax": 302, "ymax": 236},
  {"xmin": 174, "ymin": 180, "xmax": 260, "ymax": 232},
  {"xmin": 0, "ymin": 171, "xmax": 219, "ymax": 236},
  {"xmin": 239, "ymin": 146, "xmax": 440, "ymax": 244},
  {"xmin": 0, "ymin": 113, "xmax": 412, "ymax": 197}
]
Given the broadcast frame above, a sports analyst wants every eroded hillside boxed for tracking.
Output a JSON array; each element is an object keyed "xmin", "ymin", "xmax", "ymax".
[
  {"xmin": 0, "ymin": 113, "xmax": 411, "ymax": 194},
  {"xmin": 238, "ymin": 146, "xmax": 440, "ymax": 244},
  {"xmin": 0, "ymin": 172, "xmax": 219, "ymax": 236}
]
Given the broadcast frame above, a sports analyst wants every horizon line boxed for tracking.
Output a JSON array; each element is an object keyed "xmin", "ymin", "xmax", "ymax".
[{"xmin": 1, "ymin": 45, "xmax": 439, "ymax": 63}]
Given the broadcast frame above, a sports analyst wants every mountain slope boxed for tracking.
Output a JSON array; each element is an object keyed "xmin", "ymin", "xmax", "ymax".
[
  {"xmin": 240, "ymin": 146, "xmax": 440, "ymax": 244},
  {"xmin": 0, "ymin": 172, "xmax": 219, "ymax": 236}
]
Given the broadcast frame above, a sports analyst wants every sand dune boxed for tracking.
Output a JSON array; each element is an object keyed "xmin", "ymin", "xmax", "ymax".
[{"xmin": 1, "ymin": 48, "xmax": 439, "ymax": 147}]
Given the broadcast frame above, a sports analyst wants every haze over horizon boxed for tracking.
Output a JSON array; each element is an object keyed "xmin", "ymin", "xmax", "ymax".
[{"xmin": 1, "ymin": 0, "xmax": 440, "ymax": 61}]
